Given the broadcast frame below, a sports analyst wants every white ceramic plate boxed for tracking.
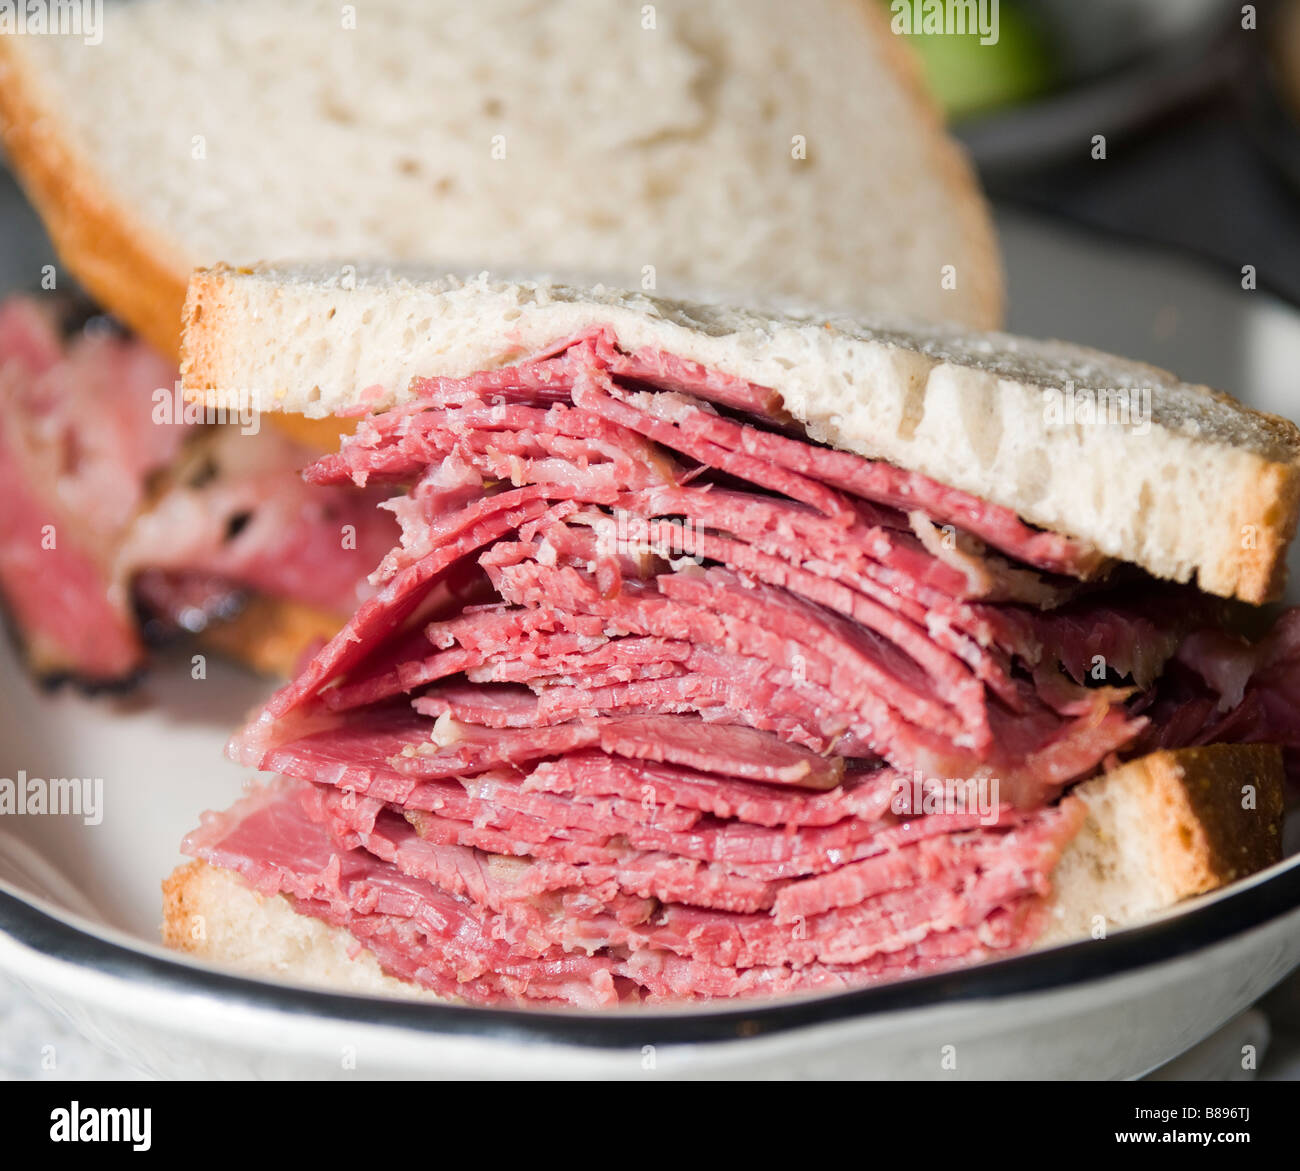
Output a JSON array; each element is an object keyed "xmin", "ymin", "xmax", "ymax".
[{"xmin": 2, "ymin": 207, "xmax": 1299, "ymax": 1079}]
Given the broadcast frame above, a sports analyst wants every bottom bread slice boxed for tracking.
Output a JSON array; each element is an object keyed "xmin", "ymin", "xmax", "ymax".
[
  {"xmin": 162, "ymin": 855, "xmax": 436, "ymax": 1001},
  {"xmin": 161, "ymin": 744, "xmax": 1285, "ymax": 1002}
]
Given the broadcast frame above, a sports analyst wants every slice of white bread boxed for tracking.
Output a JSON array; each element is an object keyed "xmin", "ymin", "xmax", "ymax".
[
  {"xmin": 182, "ymin": 266, "xmax": 1300, "ymax": 604},
  {"xmin": 1038, "ymin": 743, "xmax": 1285, "ymax": 944},
  {"xmin": 162, "ymin": 857, "xmax": 433, "ymax": 1001},
  {"xmin": 0, "ymin": 0, "xmax": 1001, "ymax": 365},
  {"xmin": 161, "ymin": 745, "xmax": 1286, "ymax": 1000}
]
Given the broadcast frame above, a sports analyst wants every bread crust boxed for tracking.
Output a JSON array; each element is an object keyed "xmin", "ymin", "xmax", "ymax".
[
  {"xmin": 1040, "ymin": 744, "xmax": 1285, "ymax": 945},
  {"xmin": 161, "ymin": 745, "xmax": 1288, "ymax": 997},
  {"xmin": 1229, "ymin": 456, "xmax": 1300, "ymax": 612},
  {"xmin": 1105, "ymin": 744, "xmax": 1281, "ymax": 889},
  {"xmin": 160, "ymin": 860, "xmax": 211, "ymax": 955},
  {"xmin": 0, "ymin": 39, "xmax": 188, "ymax": 360}
]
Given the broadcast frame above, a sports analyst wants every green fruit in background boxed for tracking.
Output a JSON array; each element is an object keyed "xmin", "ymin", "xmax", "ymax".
[{"xmin": 881, "ymin": 0, "xmax": 1057, "ymax": 119}]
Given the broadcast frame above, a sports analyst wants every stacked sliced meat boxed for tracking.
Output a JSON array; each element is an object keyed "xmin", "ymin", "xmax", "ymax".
[{"xmin": 187, "ymin": 327, "xmax": 1300, "ymax": 1006}]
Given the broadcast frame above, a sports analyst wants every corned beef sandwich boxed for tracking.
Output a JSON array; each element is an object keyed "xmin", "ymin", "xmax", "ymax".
[
  {"xmin": 0, "ymin": 295, "xmax": 396, "ymax": 684},
  {"xmin": 164, "ymin": 267, "xmax": 1300, "ymax": 1007}
]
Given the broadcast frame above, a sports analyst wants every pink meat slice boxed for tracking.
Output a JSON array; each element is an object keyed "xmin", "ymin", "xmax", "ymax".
[
  {"xmin": 466, "ymin": 635, "xmax": 693, "ymax": 688},
  {"xmin": 0, "ymin": 300, "xmax": 179, "ymax": 679},
  {"xmin": 525, "ymin": 752, "xmax": 894, "ymax": 829},
  {"xmin": 485, "ymin": 556, "xmax": 1144, "ymax": 804},
  {"xmin": 308, "ymin": 397, "xmax": 676, "ymax": 497},
  {"xmin": 356, "ymin": 779, "xmax": 1017, "ymax": 885},
  {"xmin": 323, "ymin": 790, "xmax": 782, "ymax": 912},
  {"xmin": 771, "ymin": 798, "xmax": 1086, "ymax": 923},
  {"xmin": 571, "ymin": 367, "xmax": 1103, "ymax": 578},
  {"xmin": 322, "ymin": 605, "xmax": 613, "ymax": 711},
  {"xmin": 291, "ymin": 894, "xmax": 629, "ymax": 1006},
  {"xmin": 310, "ymin": 324, "xmax": 1101, "ymax": 572},
  {"xmin": 235, "ymin": 488, "xmax": 554, "ymax": 750},
  {"xmin": 596, "ymin": 714, "xmax": 843, "ymax": 789},
  {"xmin": 303, "ymin": 789, "xmax": 660, "ymax": 943},
  {"xmin": 623, "ymin": 905, "xmax": 1042, "ymax": 1002},
  {"xmin": 256, "ymin": 710, "xmax": 844, "ymax": 861},
  {"xmin": 0, "ymin": 416, "xmax": 145, "ymax": 680},
  {"xmin": 408, "ymin": 694, "xmax": 844, "ymax": 790},
  {"xmin": 488, "ymin": 558, "xmax": 956, "ymax": 748},
  {"xmin": 570, "ymin": 374, "xmax": 860, "ymax": 521},
  {"xmin": 0, "ymin": 296, "xmax": 403, "ymax": 683}
]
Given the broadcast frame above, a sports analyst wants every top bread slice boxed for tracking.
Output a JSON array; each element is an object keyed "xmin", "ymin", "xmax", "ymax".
[
  {"xmin": 181, "ymin": 265, "xmax": 1300, "ymax": 604},
  {"xmin": 0, "ymin": 0, "xmax": 1002, "ymax": 364}
]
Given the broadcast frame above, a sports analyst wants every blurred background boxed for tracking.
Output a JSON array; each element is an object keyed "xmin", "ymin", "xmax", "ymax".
[{"xmin": 894, "ymin": 0, "xmax": 1300, "ymax": 306}]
